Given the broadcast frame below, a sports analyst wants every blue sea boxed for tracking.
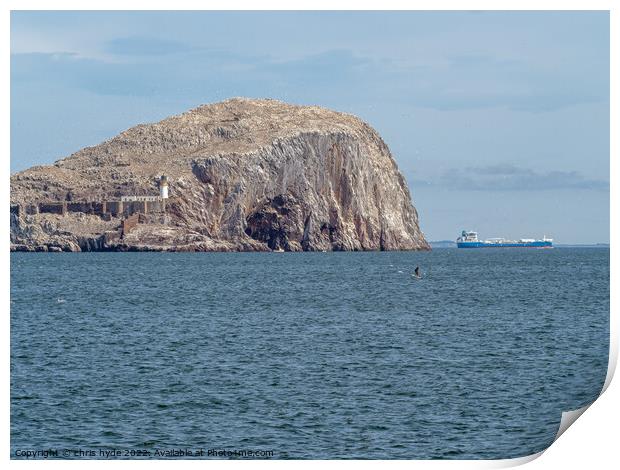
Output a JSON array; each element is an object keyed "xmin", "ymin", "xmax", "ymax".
[{"xmin": 10, "ymin": 248, "xmax": 609, "ymax": 459}]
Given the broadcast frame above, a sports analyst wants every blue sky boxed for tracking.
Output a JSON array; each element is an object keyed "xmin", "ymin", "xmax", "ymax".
[{"xmin": 10, "ymin": 11, "xmax": 610, "ymax": 243}]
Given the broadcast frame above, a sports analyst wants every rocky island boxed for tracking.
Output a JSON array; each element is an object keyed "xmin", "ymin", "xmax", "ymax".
[{"xmin": 10, "ymin": 98, "xmax": 429, "ymax": 252}]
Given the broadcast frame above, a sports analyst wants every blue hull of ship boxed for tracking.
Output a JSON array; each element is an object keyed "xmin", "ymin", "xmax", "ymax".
[{"xmin": 457, "ymin": 241, "xmax": 553, "ymax": 248}]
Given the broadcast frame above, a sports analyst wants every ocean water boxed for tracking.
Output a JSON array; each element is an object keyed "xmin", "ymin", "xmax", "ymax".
[{"xmin": 10, "ymin": 248, "xmax": 609, "ymax": 459}]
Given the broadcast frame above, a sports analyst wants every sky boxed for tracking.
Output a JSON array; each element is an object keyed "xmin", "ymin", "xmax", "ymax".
[{"xmin": 10, "ymin": 11, "xmax": 610, "ymax": 244}]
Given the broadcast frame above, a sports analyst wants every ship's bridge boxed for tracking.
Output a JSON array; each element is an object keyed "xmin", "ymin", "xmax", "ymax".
[{"xmin": 458, "ymin": 230, "xmax": 479, "ymax": 242}]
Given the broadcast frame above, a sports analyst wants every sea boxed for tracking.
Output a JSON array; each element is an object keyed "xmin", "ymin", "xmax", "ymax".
[{"xmin": 10, "ymin": 248, "xmax": 610, "ymax": 459}]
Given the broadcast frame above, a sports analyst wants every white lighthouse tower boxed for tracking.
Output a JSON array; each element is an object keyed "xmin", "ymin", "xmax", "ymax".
[{"xmin": 159, "ymin": 175, "xmax": 169, "ymax": 199}]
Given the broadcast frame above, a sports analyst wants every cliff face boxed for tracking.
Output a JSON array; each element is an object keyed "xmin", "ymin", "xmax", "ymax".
[{"xmin": 10, "ymin": 98, "xmax": 430, "ymax": 252}]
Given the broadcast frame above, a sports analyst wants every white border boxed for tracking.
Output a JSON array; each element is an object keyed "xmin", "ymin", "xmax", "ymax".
[{"xmin": 3, "ymin": 1, "xmax": 616, "ymax": 468}]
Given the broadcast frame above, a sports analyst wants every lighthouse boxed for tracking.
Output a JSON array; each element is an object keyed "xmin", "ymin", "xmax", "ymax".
[{"xmin": 159, "ymin": 175, "xmax": 169, "ymax": 199}]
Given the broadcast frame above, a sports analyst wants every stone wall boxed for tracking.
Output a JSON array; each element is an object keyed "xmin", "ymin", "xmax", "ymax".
[
  {"xmin": 106, "ymin": 201, "xmax": 123, "ymax": 216},
  {"xmin": 24, "ymin": 205, "xmax": 39, "ymax": 215},
  {"xmin": 121, "ymin": 214, "xmax": 139, "ymax": 237},
  {"xmin": 65, "ymin": 201, "xmax": 108, "ymax": 215},
  {"xmin": 123, "ymin": 200, "xmax": 147, "ymax": 216},
  {"xmin": 12, "ymin": 197, "xmax": 168, "ymax": 219},
  {"xmin": 39, "ymin": 202, "xmax": 66, "ymax": 215},
  {"xmin": 149, "ymin": 199, "xmax": 165, "ymax": 213},
  {"xmin": 92, "ymin": 202, "xmax": 106, "ymax": 215},
  {"xmin": 122, "ymin": 199, "xmax": 167, "ymax": 215},
  {"xmin": 121, "ymin": 195, "xmax": 162, "ymax": 202},
  {"xmin": 67, "ymin": 202, "xmax": 92, "ymax": 214}
]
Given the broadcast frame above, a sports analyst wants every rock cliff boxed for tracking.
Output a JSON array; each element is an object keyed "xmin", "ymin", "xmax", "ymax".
[{"xmin": 10, "ymin": 98, "xmax": 430, "ymax": 252}]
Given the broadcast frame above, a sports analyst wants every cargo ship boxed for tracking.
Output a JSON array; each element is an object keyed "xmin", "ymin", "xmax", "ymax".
[{"xmin": 456, "ymin": 231, "xmax": 553, "ymax": 248}]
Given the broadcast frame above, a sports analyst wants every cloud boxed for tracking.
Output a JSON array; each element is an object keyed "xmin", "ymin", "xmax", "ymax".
[
  {"xmin": 9, "ymin": 48, "xmax": 376, "ymax": 101},
  {"xmin": 104, "ymin": 36, "xmax": 196, "ymax": 56},
  {"xmin": 10, "ymin": 35, "xmax": 609, "ymax": 113},
  {"xmin": 11, "ymin": 52, "xmax": 164, "ymax": 96},
  {"xmin": 399, "ymin": 52, "xmax": 609, "ymax": 112},
  {"xmin": 414, "ymin": 165, "xmax": 609, "ymax": 191}
]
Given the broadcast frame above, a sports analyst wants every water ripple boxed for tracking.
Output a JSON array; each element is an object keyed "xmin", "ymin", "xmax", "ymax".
[{"xmin": 10, "ymin": 249, "xmax": 609, "ymax": 459}]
